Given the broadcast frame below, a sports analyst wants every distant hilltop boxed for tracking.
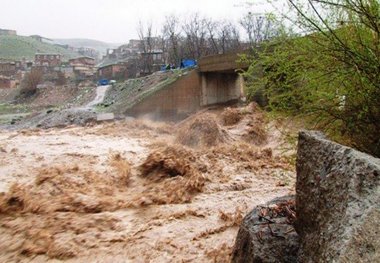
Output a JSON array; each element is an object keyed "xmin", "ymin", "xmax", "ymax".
[
  {"xmin": 0, "ymin": 28, "xmax": 17, "ymax": 36},
  {"xmin": 53, "ymin": 39, "xmax": 120, "ymax": 55},
  {"xmin": 0, "ymin": 35, "xmax": 79, "ymax": 61}
]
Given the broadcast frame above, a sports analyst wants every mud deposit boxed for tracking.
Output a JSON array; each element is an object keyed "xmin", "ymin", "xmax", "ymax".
[{"xmin": 0, "ymin": 108, "xmax": 295, "ymax": 262}]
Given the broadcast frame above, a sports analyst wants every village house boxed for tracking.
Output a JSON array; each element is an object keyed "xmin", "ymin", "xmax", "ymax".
[
  {"xmin": 74, "ymin": 66, "xmax": 96, "ymax": 80},
  {"xmin": 97, "ymin": 62, "xmax": 128, "ymax": 80},
  {"xmin": 77, "ymin": 47, "xmax": 99, "ymax": 60},
  {"xmin": 0, "ymin": 76, "xmax": 18, "ymax": 89},
  {"xmin": 113, "ymin": 45, "xmax": 136, "ymax": 60},
  {"xmin": 129, "ymin": 39, "xmax": 142, "ymax": 49},
  {"xmin": 0, "ymin": 61, "xmax": 17, "ymax": 76},
  {"xmin": 102, "ymin": 39, "xmax": 141, "ymax": 61},
  {"xmin": 104, "ymin": 49, "xmax": 117, "ymax": 60},
  {"xmin": 0, "ymin": 76, "xmax": 11, "ymax": 89},
  {"xmin": 21, "ymin": 59, "xmax": 34, "ymax": 71},
  {"xmin": 69, "ymin": 56, "xmax": 95, "ymax": 67},
  {"xmin": 69, "ymin": 56, "xmax": 96, "ymax": 79},
  {"xmin": 0, "ymin": 28, "xmax": 16, "ymax": 36},
  {"xmin": 98, "ymin": 38, "xmax": 164, "ymax": 80},
  {"xmin": 35, "ymin": 53, "xmax": 62, "ymax": 67}
]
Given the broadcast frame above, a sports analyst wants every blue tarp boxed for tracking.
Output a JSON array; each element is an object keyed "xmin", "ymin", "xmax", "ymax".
[
  {"xmin": 160, "ymin": 59, "xmax": 197, "ymax": 71},
  {"xmin": 180, "ymin": 59, "xmax": 197, "ymax": 68},
  {"xmin": 98, "ymin": 79, "xmax": 109, "ymax": 86}
]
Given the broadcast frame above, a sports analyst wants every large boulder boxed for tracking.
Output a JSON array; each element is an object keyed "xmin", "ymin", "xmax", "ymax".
[
  {"xmin": 232, "ymin": 196, "xmax": 299, "ymax": 263},
  {"xmin": 296, "ymin": 131, "xmax": 380, "ymax": 262}
]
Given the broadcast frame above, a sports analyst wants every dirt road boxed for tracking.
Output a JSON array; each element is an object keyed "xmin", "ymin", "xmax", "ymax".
[
  {"xmin": 0, "ymin": 107, "xmax": 295, "ymax": 262},
  {"xmin": 84, "ymin": 85, "xmax": 109, "ymax": 108}
]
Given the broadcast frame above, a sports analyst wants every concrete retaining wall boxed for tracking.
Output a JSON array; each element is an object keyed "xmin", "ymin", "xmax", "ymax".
[
  {"xmin": 126, "ymin": 69, "xmax": 244, "ymax": 120},
  {"xmin": 126, "ymin": 70, "xmax": 201, "ymax": 120}
]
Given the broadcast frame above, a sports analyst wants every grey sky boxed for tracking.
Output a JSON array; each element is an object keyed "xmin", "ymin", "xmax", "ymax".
[{"xmin": 0, "ymin": 0, "xmax": 277, "ymax": 43}]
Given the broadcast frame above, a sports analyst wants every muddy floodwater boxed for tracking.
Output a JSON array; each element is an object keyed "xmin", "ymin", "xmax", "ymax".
[{"xmin": 0, "ymin": 107, "xmax": 295, "ymax": 262}]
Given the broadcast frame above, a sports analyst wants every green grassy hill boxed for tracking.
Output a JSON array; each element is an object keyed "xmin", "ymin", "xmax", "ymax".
[{"xmin": 0, "ymin": 35, "xmax": 79, "ymax": 61}]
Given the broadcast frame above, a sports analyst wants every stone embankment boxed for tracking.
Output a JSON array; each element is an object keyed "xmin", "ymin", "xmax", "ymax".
[{"xmin": 232, "ymin": 130, "xmax": 379, "ymax": 262}]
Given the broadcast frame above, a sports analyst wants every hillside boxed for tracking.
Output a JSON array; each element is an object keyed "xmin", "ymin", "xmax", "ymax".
[
  {"xmin": 0, "ymin": 35, "xmax": 79, "ymax": 61},
  {"xmin": 53, "ymin": 38, "xmax": 120, "ymax": 54}
]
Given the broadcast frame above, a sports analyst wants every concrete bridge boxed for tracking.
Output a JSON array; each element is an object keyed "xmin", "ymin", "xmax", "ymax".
[
  {"xmin": 126, "ymin": 51, "xmax": 251, "ymax": 120},
  {"xmin": 198, "ymin": 52, "xmax": 249, "ymax": 106}
]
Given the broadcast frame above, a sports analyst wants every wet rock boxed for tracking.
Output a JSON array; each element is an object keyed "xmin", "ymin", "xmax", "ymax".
[
  {"xmin": 296, "ymin": 131, "xmax": 380, "ymax": 262},
  {"xmin": 232, "ymin": 196, "xmax": 299, "ymax": 263}
]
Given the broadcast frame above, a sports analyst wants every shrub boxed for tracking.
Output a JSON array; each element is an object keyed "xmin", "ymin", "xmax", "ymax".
[
  {"xmin": 243, "ymin": 0, "xmax": 380, "ymax": 157},
  {"xmin": 20, "ymin": 69, "xmax": 43, "ymax": 96}
]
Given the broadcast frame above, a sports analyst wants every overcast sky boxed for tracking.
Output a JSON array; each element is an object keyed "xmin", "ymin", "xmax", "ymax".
[{"xmin": 0, "ymin": 0, "xmax": 280, "ymax": 43}]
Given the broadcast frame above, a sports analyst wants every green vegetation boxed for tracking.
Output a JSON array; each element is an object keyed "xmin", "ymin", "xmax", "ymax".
[
  {"xmin": 0, "ymin": 35, "xmax": 78, "ymax": 61},
  {"xmin": 243, "ymin": 0, "xmax": 380, "ymax": 157},
  {"xmin": 0, "ymin": 102, "xmax": 34, "ymax": 125},
  {"xmin": 0, "ymin": 103, "xmax": 26, "ymax": 114}
]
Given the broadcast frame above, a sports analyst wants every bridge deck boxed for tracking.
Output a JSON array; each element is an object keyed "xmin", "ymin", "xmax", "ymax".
[{"xmin": 198, "ymin": 51, "xmax": 250, "ymax": 73}]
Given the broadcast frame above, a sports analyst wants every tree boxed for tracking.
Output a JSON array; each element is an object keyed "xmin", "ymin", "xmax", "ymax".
[
  {"xmin": 239, "ymin": 12, "xmax": 280, "ymax": 44},
  {"xmin": 218, "ymin": 21, "xmax": 241, "ymax": 53},
  {"xmin": 205, "ymin": 19, "xmax": 220, "ymax": 54},
  {"xmin": 20, "ymin": 69, "xmax": 43, "ymax": 96},
  {"xmin": 182, "ymin": 13, "xmax": 209, "ymax": 58},
  {"xmin": 137, "ymin": 21, "xmax": 154, "ymax": 74},
  {"xmin": 162, "ymin": 15, "xmax": 181, "ymax": 64},
  {"xmin": 243, "ymin": 0, "xmax": 380, "ymax": 156}
]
